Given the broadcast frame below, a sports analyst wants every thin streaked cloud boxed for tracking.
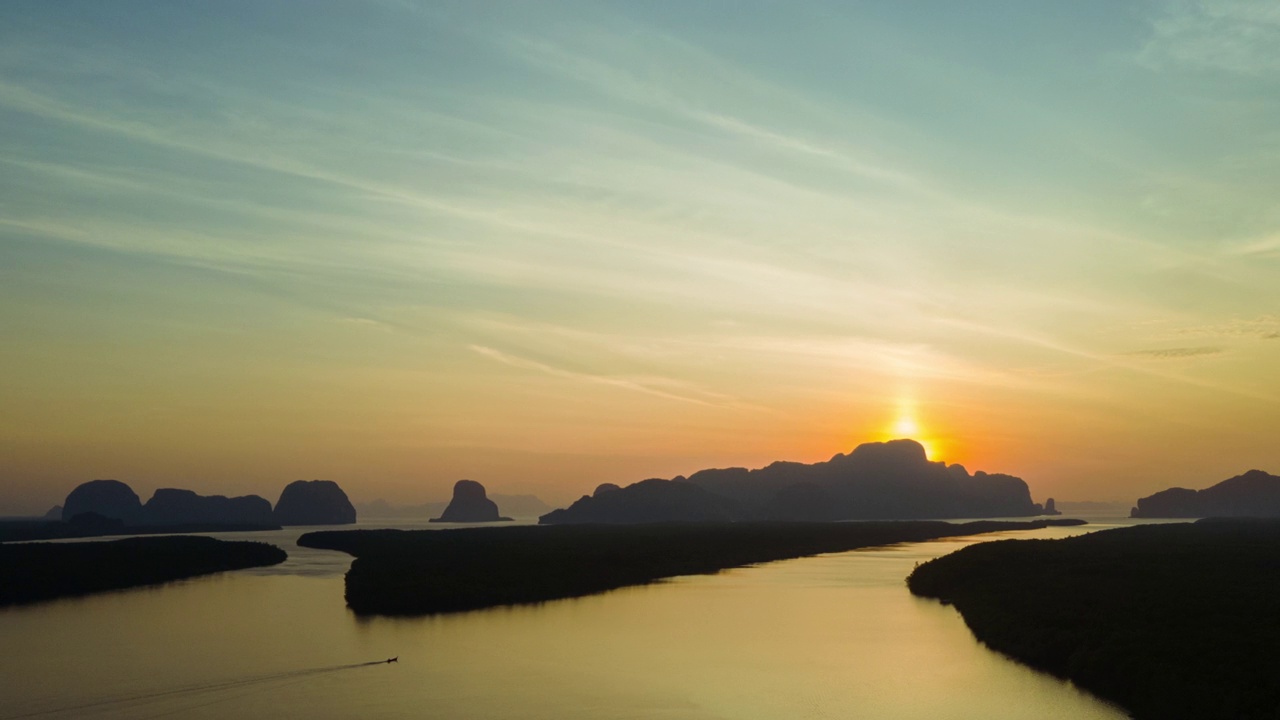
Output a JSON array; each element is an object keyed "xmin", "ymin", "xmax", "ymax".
[
  {"xmin": 1140, "ymin": 0, "xmax": 1280, "ymax": 75},
  {"xmin": 1127, "ymin": 346, "xmax": 1226, "ymax": 359},
  {"xmin": 467, "ymin": 344, "xmax": 741, "ymax": 408}
]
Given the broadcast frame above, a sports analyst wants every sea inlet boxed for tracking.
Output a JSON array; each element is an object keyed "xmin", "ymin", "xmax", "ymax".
[{"xmin": 0, "ymin": 519, "xmax": 1136, "ymax": 719}]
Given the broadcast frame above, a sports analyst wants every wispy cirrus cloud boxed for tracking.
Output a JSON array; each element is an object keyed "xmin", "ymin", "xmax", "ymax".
[
  {"xmin": 1168, "ymin": 315, "xmax": 1280, "ymax": 340},
  {"xmin": 1127, "ymin": 346, "xmax": 1225, "ymax": 359},
  {"xmin": 1140, "ymin": 0, "xmax": 1280, "ymax": 75},
  {"xmin": 1225, "ymin": 234, "xmax": 1280, "ymax": 258},
  {"xmin": 467, "ymin": 344, "xmax": 741, "ymax": 408}
]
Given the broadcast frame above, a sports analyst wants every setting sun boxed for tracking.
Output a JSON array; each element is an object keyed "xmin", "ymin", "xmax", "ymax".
[
  {"xmin": 886, "ymin": 413, "xmax": 936, "ymax": 460},
  {"xmin": 893, "ymin": 416, "xmax": 920, "ymax": 438}
]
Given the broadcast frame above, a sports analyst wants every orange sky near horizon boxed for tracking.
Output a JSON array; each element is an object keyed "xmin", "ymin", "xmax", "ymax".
[{"xmin": 2, "ymin": 2, "xmax": 1279, "ymax": 515}]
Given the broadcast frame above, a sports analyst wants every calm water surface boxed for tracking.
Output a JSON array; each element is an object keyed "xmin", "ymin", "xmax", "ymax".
[{"xmin": 0, "ymin": 518, "xmax": 1149, "ymax": 719}]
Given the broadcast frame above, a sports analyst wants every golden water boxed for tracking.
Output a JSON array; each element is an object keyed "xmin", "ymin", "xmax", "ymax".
[{"xmin": 0, "ymin": 521, "xmax": 1134, "ymax": 719}]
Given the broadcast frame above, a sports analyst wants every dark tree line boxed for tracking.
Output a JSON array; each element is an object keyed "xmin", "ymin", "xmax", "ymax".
[
  {"xmin": 299, "ymin": 518, "xmax": 1082, "ymax": 616},
  {"xmin": 1, "ymin": 536, "xmax": 287, "ymax": 605},
  {"xmin": 908, "ymin": 520, "xmax": 1280, "ymax": 720}
]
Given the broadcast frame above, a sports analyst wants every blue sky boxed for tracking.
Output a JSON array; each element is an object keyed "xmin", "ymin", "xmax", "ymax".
[{"xmin": 2, "ymin": 0, "xmax": 1278, "ymax": 513}]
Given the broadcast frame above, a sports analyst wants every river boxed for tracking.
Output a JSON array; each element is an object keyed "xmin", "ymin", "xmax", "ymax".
[{"xmin": 0, "ymin": 518, "xmax": 1144, "ymax": 719}]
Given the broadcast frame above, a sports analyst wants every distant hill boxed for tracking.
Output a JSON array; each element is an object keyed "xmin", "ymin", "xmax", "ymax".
[
  {"xmin": 541, "ymin": 439, "xmax": 1047, "ymax": 524},
  {"xmin": 1131, "ymin": 470, "xmax": 1280, "ymax": 518},
  {"xmin": 358, "ymin": 493, "xmax": 551, "ymax": 519},
  {"xmin": 1055, "ymin": 500, "xmax": 1132, "ymax": 516}
]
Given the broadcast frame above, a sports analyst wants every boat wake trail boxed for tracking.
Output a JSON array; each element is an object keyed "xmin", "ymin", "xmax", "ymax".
[{"xmin": 1, "ymin": 659, "xmax": 396, "ymax": 719}]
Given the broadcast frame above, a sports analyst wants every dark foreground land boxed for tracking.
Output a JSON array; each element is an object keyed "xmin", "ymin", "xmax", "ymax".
[
  {"xmin": 908, "ymin": 520, "xmax": 1280, "ymax": 720},
  {"xmin": 299, "ymin": 518, "xmax": 1083, "ymax": 616},
  {"xmin": 0, "ymin": 536, "xmax": 287, "ymax": 606},
  {"xmin": 0, "ymin": 518, "xmax": 282, "ymax": 543}
]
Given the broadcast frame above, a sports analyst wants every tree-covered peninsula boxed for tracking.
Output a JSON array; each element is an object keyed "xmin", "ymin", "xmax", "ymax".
[
  {"xmin": 908, "ymin": 520, "xmax": 1280, "ymax": 720},
  {"xmin": 300, "ymin": 518, "xmax": 1082, "ymax": 616}
]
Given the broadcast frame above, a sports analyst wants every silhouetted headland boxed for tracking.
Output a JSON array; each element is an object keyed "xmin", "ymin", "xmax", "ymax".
[
  {"xmin": 273, "ymin": 480, "xmax": 357, "ymax": 525},
  {"xmin": 299, "ymin": 518, "xmax": 1084, "ymax": 616},
  {"xmin": 908, "ymin": 520, "xmax": 1280, "ymax": 720},
  {"xmin": 1131, "ymin": 469, "xmax": 1280, "ymax": 518},
  {"xmin": 541, "ymin": 440, "xmax": 1051, "ymax": 523},
  {"xmin": 429, "ymin": 480, "xmax": 513, "ymax": 523},
  {"xmin": 0, "ymin": 536, "xmax": 287, "ymax": 606}
]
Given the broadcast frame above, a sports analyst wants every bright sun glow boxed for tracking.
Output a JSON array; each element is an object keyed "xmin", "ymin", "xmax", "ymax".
[
  {"xmin": 888, "ymin": 413, "xmax": 936, "ymax": 459},
  {"xmin": 893, "ymin": 416, "xmax": 919, "ymax": 437}
]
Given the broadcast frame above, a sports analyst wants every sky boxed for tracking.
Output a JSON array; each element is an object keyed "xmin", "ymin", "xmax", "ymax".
[{"xmin": 2, "ymin": 0, "xmax": 1278, "ymax": 515}]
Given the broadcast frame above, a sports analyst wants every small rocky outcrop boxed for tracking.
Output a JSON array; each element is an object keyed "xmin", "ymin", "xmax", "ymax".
[
  {"xmin": 1043, "ymin": 498, "xmax": 1061, "ymax": 515},
  {"xmin": 142, "ymin": 489, "xmax": 275, "ymax": 526},
  {"xmin": 273, "ymin": 480, "xmax": 357, "ymax": 526},
  {"xmin": 62, "ymin": 480, "xmax": 143, "ymax": 524},
  {"xmin": 358, "ymin": 493, "xmax": 550, "ymax": 520},
  {"xmin": 1131, "ymin": 470, "xmax": 1280, "ymax": 518},
  {"xmin": 44, "ymin": 505, "xmax": 63, "ymax": 519},
  {"xmin": 430, "ymin": 480, "xmax": 512, "ymax": 523}
]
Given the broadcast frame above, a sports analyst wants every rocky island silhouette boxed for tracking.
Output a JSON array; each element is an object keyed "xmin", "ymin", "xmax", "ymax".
[
  {"xmin": 429, "ymin": 480, "xmax": 513, "ymax": 523},
  {"xmin": 1, "ymin": 478, "xmax": 361, "ymax": 542},
  {"xmin": 273, "ymin": 480, "xmax": 357, "ymax": 526},
  {"xmin": 541, "ymin": 439, "xmax": 1051, "ymax": 524},
  {"xmin": 1131, "ymin": 469, "xmax": 1280, "ymax": 518}
]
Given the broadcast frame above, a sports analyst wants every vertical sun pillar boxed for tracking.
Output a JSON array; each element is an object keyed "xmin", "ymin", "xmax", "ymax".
[{"xmin": 887, "ymin": 397, "xmax": 932, "ymax": 459}]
